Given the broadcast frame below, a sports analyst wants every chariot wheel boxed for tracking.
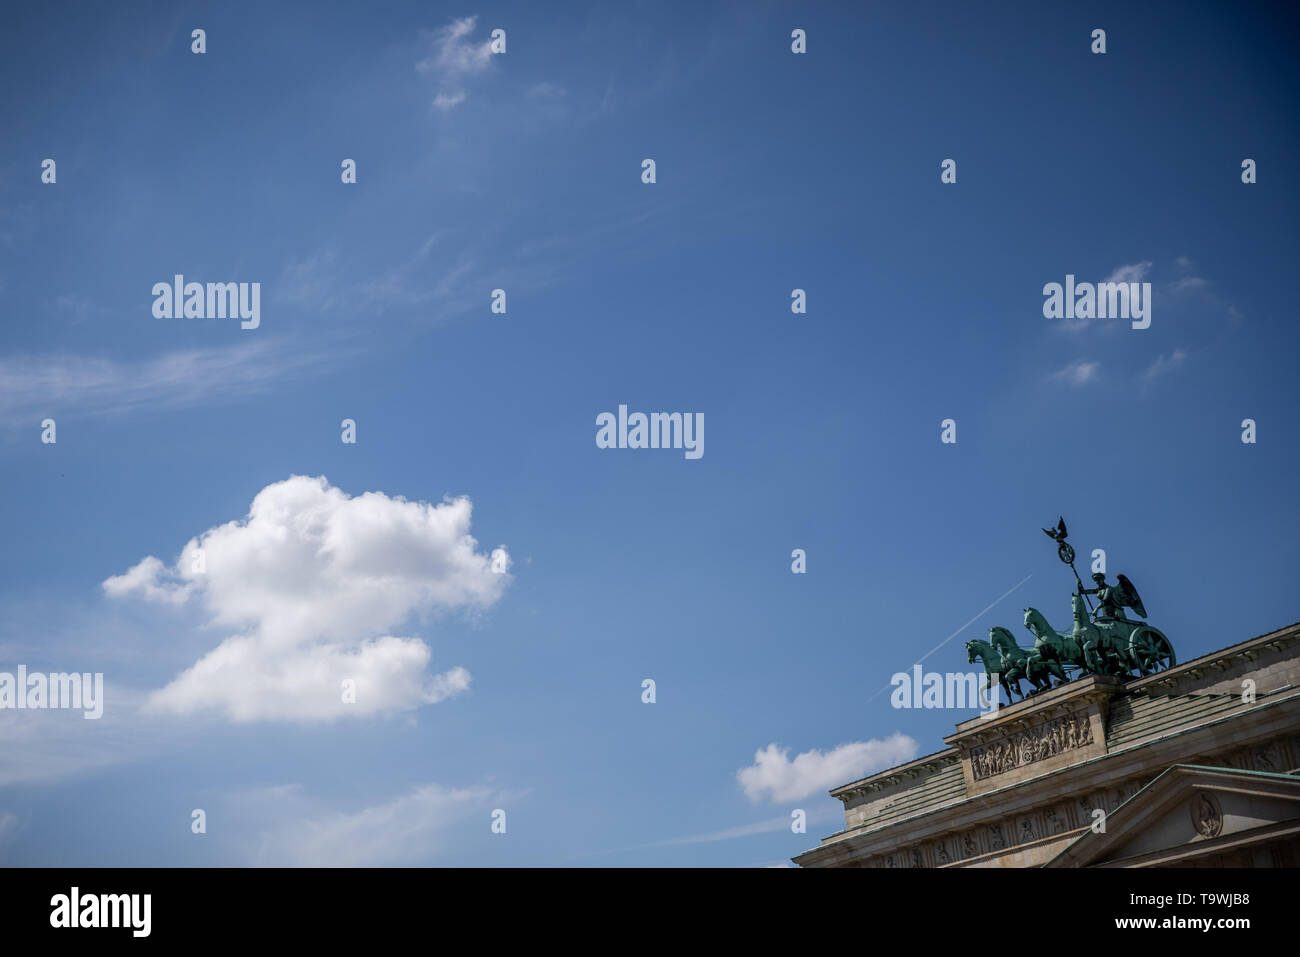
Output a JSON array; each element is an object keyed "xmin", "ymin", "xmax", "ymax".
[{"xmin": 1129, "ymin": 626, "xmax": 1175, "ymax": 675}]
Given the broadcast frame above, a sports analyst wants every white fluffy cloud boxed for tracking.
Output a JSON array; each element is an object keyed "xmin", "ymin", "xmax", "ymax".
[
  {"xmin": 104, "ymin": 475, "xmax": 509, "ymax": 722},
  {"xmin": 737, "ymin": 734, "xmax": 919, "ymax": 803},
  {"xmin": 103, "ymin": 555, "xmax": 193, "ymax": 605}
]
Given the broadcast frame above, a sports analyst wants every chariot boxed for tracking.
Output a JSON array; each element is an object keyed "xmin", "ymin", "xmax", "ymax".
[{"xmin": 964, "ymin": 517, "xmax": 1180, "ymax": 704}]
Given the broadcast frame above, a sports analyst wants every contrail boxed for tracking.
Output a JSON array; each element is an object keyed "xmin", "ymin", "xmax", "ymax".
[{"xmin": 865, "ymin": 574, "xmax": 1032, "ymax": 704}]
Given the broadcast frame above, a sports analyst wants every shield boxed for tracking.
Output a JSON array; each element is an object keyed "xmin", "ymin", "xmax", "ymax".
[{"xmin": 1116, "ymin": 574, "xmax": 1147, "ymax": 618}]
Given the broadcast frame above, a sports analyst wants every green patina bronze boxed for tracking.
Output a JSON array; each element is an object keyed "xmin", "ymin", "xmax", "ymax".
[{"xmin": 971, "ymin": 517, "xmax": 1177, "ymax": 703}]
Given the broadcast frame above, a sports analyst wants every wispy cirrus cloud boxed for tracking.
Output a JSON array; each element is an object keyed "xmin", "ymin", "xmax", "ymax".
[
  {"xmin": 573, "ymin": 804, "xmax": 845, "ymax": 861},
  {"xmin": 527, "ymin": 81, "xmax": 566, "ymax": 99},
  {"xmin": 432, "ymin": 90, "xmax": 467, "ymax": 111},
  {"xmin": 1050, "ymin": 359, "xmax": 1100, "ymax": 386},
  {"xmin": 0, "ymin": 686, "xmax": 175, "ymax": 787},
  {"xmin": 49, "ymin": 293, "xmax": 111, "ymax": 326},
  {"xmin": 1056, "ymin": 261, "xmax": 1154, "ymax": 333},
  {"xmin": 0, "ymin": 341, "xmax": 328, "ymax": 431},
  {"xmin": 1167, "ymin": 276, "xmax": 1208, "ymax": 294},
  {"xmin": 650, "ymin": 806, "xmax": 842, "ymax": 847},
  {"xmin": 233, "ymin": 782, "xmax": 507, "ymax": 866},
  {"xmin": 417, "ymin": 16, "xmax": 496, "ymax": 112},
  {"xmin": 360, "ymin": 234, "xmax": 476, "ymax": 308},
  {"xmin": 275, "ymin": 236, "xmax": 478, "ymax": 319},
  {"xmin": 1142, "ymin": 347, "xmax": 1188, "ymax": 380},
  {"xmin": 1164, "ymin": 258, "xmax": 1242, "ymax": 321},
  {"xmin": 274, "ymin": 250, "xmax": 344, "ymax": 310},
  {"xmin": 1103, "ymin": 260, "xmax": 1152, "ymax": 285},
  {"xmin": 0, "ymin": 810, "xmax": 18, "ymax": 848}
]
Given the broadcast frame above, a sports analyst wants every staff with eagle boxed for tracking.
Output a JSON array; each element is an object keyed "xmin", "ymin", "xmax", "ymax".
[{"xmin": 966, "ymin": 517, "xmax": 1177, "ymax": 705}]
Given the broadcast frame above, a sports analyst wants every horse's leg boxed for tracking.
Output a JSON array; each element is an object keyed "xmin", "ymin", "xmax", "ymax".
[
  {"xmin": 1063, "ymin": 638, "xmax": 1082, "ymax": 674},
  {"xmin": 1034, "ymin": 643, "xmax": 1060, "ymax": 686},
  {"xmin": 1023, "ymin": 662, "xmax": 1040, "ymax": 693},
  {"xmin": 994, "ymin": 668, "xmax": 1010, "ymax": 704},
  {"xmin": 987, "ymin": 670, "xmax": 1008, "ymax": 707},
  {"xmin": 1031, "ymin": 660, "xmax": 1048, "ymax": 693},
  {"xmin": 1053, "ymin": 643, "xmax": 1072, "ymax": 682},
  {"xmin": 982, "ymin": 667, "xmax": 1003, "ymax": 706}
]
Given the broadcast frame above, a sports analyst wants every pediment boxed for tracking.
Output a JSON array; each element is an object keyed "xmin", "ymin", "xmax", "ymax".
[{"xmin": 1046, "ymin": 765, "xmax": 1300, "ymax": 867}]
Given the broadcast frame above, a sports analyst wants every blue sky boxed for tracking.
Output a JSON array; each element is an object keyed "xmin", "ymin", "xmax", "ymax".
[{"xmin": 0, "ymin": 0, "xmax": 1297, "ymax": 867}]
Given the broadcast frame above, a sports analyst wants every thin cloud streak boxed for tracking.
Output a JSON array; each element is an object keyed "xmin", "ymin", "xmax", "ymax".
[{"xmin": 0, "ymin": 340, "xmax": 331, "ymax": 430}]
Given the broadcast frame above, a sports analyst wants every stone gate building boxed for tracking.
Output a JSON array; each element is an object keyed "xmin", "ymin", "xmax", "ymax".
[{"xmin": 793, "ymin": 621, "xmax": 1300, "ymax": 867}]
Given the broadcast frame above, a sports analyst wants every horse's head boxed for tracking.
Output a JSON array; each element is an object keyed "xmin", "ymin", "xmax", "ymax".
[{"xmin": 965, "ymin": 639, "xmax": 978, "ymax": 664}]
